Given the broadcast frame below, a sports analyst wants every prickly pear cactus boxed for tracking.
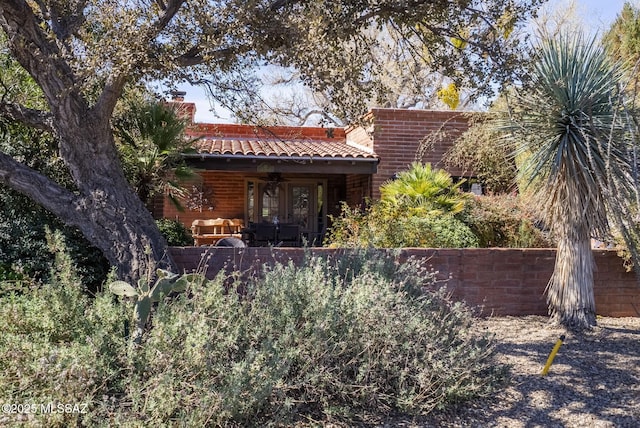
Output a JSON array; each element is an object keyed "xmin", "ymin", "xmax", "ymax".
[{"xmin": 108, "ymin": 270, "xmax": 201, "ymax": 344}]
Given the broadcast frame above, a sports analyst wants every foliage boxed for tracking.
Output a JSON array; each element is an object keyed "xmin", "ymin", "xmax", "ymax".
[
  {"xmin": 325, "ymin": 202, "xmax": 372, "ymax": 247},
  {"xmin": 369, "ymin": 210, "xmax": 479, "ymax": 248},
  {"xmin": 380, "ymin": 162, "xmax": 470, "ymax": 215},
  {"xmin": 0, "ymin": 264, "xmax": 24, "ymax": 282},
  {"xmin": 197, "ymin": 1, "xmax": 543, "ymax": 124},
  {"xmin": 0, "ymin": 231, "xmax": 128, "ymax": 427},
  {"xmin": 462, "ymin": 195, "xmax": 553, "ymax": 248},
  {"xmin": 445, "ymin": 110, "xmax": 518, "ymax": 194},
  {"xmin": 437, "ymin": 82, "xmax": 461, "ymax": 109},
  {"xmin": 155, "ymin": 218, "xmax": 194, "ymax": 246},
  {"xmin": 326, "ymin": 200, "xmax": 480, "ymax": 249},
  {"xmin": 327, "ymin": 163, "xmax": 478, "ymax": 248},
  {"xmin": 0, "ymin": 123, "xmax": 109, "ymax": 288},
  {"xmin": 0, "ymin": 249, "xmax": 506, "ymax": 426},
  {"xmin": 113, "ymin": 100, "xmax": 197, "ymax": 209},
  {"xmin": 498, "ymin": 32, "xmax": 637, "ymax": 330},
  {"xmin": 603, "ymin": 2, "xmax": 640, "ymax": 97},
  {"xmin": 108, "ymin": 269, "xmax": 196, "ymax": 345},
  {"xmin": 121, "ymin": 251, "xmax": 505, "ymax": 425}
]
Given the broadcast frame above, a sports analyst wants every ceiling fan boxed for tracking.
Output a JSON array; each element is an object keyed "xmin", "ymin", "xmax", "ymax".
[{"xmin": 264, "ymin": 172, "xmax": 287, "ymax": 197}]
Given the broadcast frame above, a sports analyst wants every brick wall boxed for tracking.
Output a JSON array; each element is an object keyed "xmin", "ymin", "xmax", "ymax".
[
  {"xmin": 364, "ymin": 109, "xmax": 470, "ymax": 198},
  {"xmin": 163, "ymin": 171, "xmax": 246, "ymax": 225},
  {"xmin": 345, "ymin": 174, "xmax": 371, "ymax": 207},
  {"xmin": 169, "ymin": 247, "xmax": 640, "ymax": 318}
]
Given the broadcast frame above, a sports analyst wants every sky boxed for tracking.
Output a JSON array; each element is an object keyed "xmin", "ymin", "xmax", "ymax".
[{"xmin": 174, "ymin": 0, "xmax": 637, "ymax": 124}]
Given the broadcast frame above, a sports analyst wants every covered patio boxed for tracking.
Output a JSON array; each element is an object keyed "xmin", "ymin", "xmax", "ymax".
[{"xmin": 163, "ymin": 123, "xmax": 378, "ymax": 247}]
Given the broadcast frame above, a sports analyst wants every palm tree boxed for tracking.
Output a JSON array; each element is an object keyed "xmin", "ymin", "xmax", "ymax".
[
  {"xmin": 115, "ymin": 101, "xmax": 197, "ymax": 210},
  {"xmin": 501, "ymin": 33, "xmax": 637, "ymax": 330},
  {"xmin": 379, "ymin": 162, "xmax": 469, "ymax": 216}
]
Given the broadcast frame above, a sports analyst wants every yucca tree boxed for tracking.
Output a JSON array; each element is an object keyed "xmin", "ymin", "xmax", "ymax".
[{"xmin": 502, "ymin": 33, "xmax": 638, "ymax": 330}]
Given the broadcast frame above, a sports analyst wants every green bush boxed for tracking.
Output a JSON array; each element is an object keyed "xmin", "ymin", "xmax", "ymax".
[
  {"xmin": 462, "ymin": 195, "xmax": 553, "ymax": 248},
  {"xmin": 326, "ymin": 164, "xmax": 478, "ymax": 249},
  {"xmin": 0, "ymin": 232, "xmax": 127, "ymax": 428},
  {"xmin": 155, "ymin": 218, "xmax": 194, "ymax": 246},
  {"xmin": 326, "ymin": 202, "xmax": 479, "ymax": 248},
  {"xmin": 0, "ymin": 248, "xmax": 506, "ymax": 426},
  {"xmin": 370, "ymin": 214, "xmax": 479, "ymax": 248},
  {"xmin": 325, "ymin": 202, "xmax": 373, "ymax": 247}
]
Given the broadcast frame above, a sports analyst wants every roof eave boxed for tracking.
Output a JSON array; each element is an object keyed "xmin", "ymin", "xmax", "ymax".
[{"xmin": 182, "ymin": 153, "xmax": 379, "ymax": 163}]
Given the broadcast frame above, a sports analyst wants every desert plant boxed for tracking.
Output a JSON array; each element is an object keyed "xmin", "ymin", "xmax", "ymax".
[
  {"xmin": 500, "ymin": 32, "xmax": 637, "ymax": 329},
  {"xmin": 445, "ymin": 109, "xmax": 518, "ymax": 194},
  {"xmin": 462, "ymin": 195, "xmax": 553, "ymax": 248},
  {"xmin": 108, "ymin": 270, "xmax": 199, "ymax": 344},
  {"xmin": 326, "ymin": 164, "xmax": 477, "ymax": 248},
  {"xmin": 325, "ymin": 202, "xmax": 373, "ymax": 247},
  {"xmin": 122, "ymin": 251, "xmax": 504, "ymax": 425},
  {"xmin": 369, "ymin": 212, "xmax": 479, "ymax": 248},
  {"xmin": 114, "ymin": 101, "xmax": 198, "ymax": 210},
  {"xmin": 0, "ymin": 248, "xmax": 506, "ymax": 426},
  {"xmin": 380, "ymin": 162, "xmax": 470, "ymax": 215},
  {"xmin": 0, "ymin": 231, "xmax": 127, "ymax": 427}
]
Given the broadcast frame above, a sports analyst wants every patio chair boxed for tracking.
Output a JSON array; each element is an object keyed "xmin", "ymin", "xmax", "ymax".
[
  {"xmin": 254, "ymin": 222, "xmax": 277, "ymax": 246},
  {"xmin": 277, "ymin": 223, "xmax": 300, "ymax": 247}
]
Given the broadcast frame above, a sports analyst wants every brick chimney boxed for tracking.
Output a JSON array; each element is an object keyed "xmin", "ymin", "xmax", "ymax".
[
  {"xmin": 166, "ymin": 91, "xmax": 195, "ymax": 124},
  {"xmin": 170, "ymin": 90, "xmax": 186, "ymax": 102}
]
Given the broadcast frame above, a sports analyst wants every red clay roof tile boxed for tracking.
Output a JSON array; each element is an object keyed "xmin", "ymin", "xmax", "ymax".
[{"xmin": 194, "ymin": 138, "xmax": 377, "ymax": 160}]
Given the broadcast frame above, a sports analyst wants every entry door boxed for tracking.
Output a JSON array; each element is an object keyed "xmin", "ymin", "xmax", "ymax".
[
  {"xmin": 287, "ymin": 182, "xmax": 325, "ymax": 243},
  {"xmin": 288, "ymin": 184, "xmax": 312, "ymax": 230},
  {"xmin": 246, "ymin": 179, "xmax": 326, "ymax": 239}
]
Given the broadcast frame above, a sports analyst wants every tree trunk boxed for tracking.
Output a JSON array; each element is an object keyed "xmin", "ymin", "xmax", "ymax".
[
  {"xmin": 0, "ymin": 0, "xmax": 177, "ymax": 283},
  {"xmin": 546, "ymin": 232, "xmax": 597, "ymax": 331},
  {"xmin": 57, "ymin": 111, "xmax": 176, "ymax": 283},
  {"xmin": 0, "ymin": 107, "xmax": 175, "ymax": 283}
]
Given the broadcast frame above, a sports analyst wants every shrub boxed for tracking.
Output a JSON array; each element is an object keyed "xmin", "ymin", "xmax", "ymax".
[
  {"xmin": 444, "ymin": 110, "xmax": 518, "ymax": 195},
  {"xmin": 155, "ymin": 218, "xmax": 194, "ymax": 246},
  {"xmin": 0, "ymin": 248, "xmax": 506, "ymax": 426},
  {"xmin": 462, "ymin": 195, "xmax": 553, "ymax": 248},
  {"xmin": 0, "ymin": 231, "xmax": 127, "ymax": 428},
  {"xmin": 369, "ymin": 214, "xmax": 479, "ymax": 248},
  {"xmin": 119, "ymin": 251, "xmax": 504, "ymax": 425},
  {"xmin": 326, "ymin": 202, "xmax": 479, "ymax": 248},
  {"xmin": 326, "ymin": 163, "xmax": 478, "ymax": 249},
  {"xmin": 325, "ymin": 202, "xmax": 373, "ymax": 247}
]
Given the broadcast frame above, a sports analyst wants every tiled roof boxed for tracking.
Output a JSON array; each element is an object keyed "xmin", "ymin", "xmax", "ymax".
[{"xmin": 193, "ymin": 138, "xmax": 377, "ymax": 160}]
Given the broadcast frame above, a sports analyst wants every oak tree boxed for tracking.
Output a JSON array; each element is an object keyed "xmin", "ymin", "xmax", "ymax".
[{"xmin": 0, "ymin": 0, "xmax": 543, "ymax": 282}]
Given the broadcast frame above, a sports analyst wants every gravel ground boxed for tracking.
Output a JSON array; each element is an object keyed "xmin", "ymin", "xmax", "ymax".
[{"xmin": 385, "ymin": 316, "xmax": 640, "ymax": 428}]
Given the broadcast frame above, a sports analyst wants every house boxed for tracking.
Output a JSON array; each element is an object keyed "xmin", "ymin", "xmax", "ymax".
[{"xmin": 160, "ymin": 94, "xmax": 473, "ymax": 245}]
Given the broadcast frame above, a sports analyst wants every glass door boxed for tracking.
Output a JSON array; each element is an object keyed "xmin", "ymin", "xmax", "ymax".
[
  {"xmin": 288, "ymin": 185, "xmax": 312, "ymax": 230},
  {"xmin": 246, "ymin": 179, "xmax": 327, "ymax": 243}
]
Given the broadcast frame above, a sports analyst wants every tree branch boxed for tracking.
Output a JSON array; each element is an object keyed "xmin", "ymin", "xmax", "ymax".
[
  {"xmin": 94, "ymin": 74, "xmax": 128, "ymax": 121},
  {"xmin": 0, "ymin": 0, "xmax": 82, "ymax": 107},
  {"xmin": 153, "ymin": 0, "xmax": 185, "ymax": 32},
  {"xmin": 0, "ymin": 151, "xmax": 84, "ymax": 226},
  {"xmin": 0, "ymin": 101, "xmax": 54, "ymax": 132}
]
